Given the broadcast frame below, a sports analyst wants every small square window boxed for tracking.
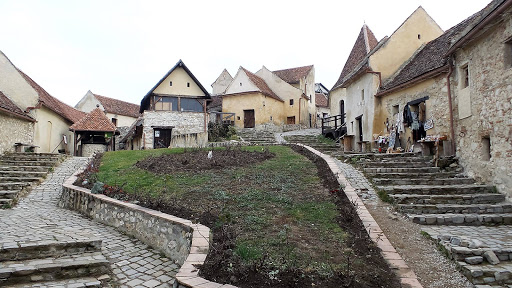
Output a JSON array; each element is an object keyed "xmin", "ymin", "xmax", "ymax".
[
  {"xmin": 289, "ymin": 99, "xmax": 294, "ymax": 105},
  {"xmin": 237, "ymin": 116, "xmax": 241, "ymax": 120},
  {"xmin": 187, "ymin": 82, "xmax": 190, "ymax": 87},
  {"xmin": 418, "ymin": 34, "xmax": 421, "ymax": 40},
  {"xmin": 169, "ymin": 81, "xmax": 172, "ymax": 86},
  {"xmin": 461, "ymin": 65, "xmax": 469, "ymax": 88}
]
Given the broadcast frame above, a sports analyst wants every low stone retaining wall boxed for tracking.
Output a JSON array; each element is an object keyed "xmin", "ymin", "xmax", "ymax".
[{"xmin": 60, "ymin": 171, "xmax": 221, "ymax": 288}]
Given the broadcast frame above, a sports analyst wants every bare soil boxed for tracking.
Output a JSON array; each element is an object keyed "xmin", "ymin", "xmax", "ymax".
[
  {"xmin": 135, "ymin": 148, "xmax": 275, "ymax": 172},
  {"xmin": 76, "ymin": 147, "xmax": 401, "ymax": 287}
]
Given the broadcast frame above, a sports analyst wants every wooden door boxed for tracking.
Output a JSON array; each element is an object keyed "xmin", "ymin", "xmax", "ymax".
[
  {"xmin": 154, "ymin": 129, "xmax": 172, "ymax": 149},
  {"xmin": 244, "ymin": 110, "xmax": 255, "ymax": 128},
  {"xmin": 357, "ymin": 117, "xmax": 363, "ymax": 142},
  {"xmin": 340, "ymin": 100, "xmax": 345, "ymax": 124}
]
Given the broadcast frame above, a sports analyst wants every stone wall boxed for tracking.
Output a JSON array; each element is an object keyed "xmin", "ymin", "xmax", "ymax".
[
  {"xmin": 81, "ymin": 143, "xmax": 107, "ymax": 157},
  {"xmin": 0, "ymin": 113, "xmax": 34, "ymax": 154},
  {"xmin": 142, "ymin": 111, "xmax": 208, "ymax": 148},
  {"xmin": 60, "ymin": 170, "xmax": 228, "ymax": 288},
  {"xmin": 452, "ymin": 11, "xmax": 512, "ymax": 197}
]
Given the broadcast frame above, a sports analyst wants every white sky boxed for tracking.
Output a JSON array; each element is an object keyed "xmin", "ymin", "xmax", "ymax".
[{"xmin": 0, "ymin": 0, "xmax": 490, "ymax": 107}]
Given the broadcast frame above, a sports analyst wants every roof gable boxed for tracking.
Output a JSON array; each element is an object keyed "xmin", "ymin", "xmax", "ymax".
[
  {"xmin": 315, "ymin": 93, "xmax": 328, "ymax": 107},
  {"xmin": 379, "ymin": 2, "xmax": 496, "ymax": 95},
  {"xmin": 16, "ymin": 69, "xmax": 86, "ymax": 123},
  {"xmin": 211, "ymin": 68, "xmax": 233, "ymax": 95},
  {"xmin": 69, "ymin": 107, "xmax": 116, "ymax": 132},
  {"xmin": 272, "ymin": 65, "xmax": 313, "ymax": 84},
  {"xmin": 241, "ymin": 68, "xmax": 282, "ymax": 102},
  {"xmin": 332, "ymin": 24, "xmax": 379, "ymax": 90},
  {"xmin": 140, "ymin": 59, "xmax": 211, "ymax": 112}
]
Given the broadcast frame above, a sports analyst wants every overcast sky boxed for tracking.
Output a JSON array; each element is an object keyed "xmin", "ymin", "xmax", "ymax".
[{"xmin": 0, "ymin": 0, "xmax": 490, "ymax": 107}]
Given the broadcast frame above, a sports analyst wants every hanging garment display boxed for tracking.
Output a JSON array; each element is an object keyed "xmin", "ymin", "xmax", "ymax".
[{"xmin": 424, "ymin": 118, "xmax": 434, "ymax": 130}]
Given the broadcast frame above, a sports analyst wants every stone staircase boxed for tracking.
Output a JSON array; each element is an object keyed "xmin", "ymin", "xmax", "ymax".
[
  {"xmin": 0, "ymin": 238, "xmax": 111, "ymax": 287},
  {"xmin": 356, "ymin": 153, "xmax": 512, "ymax": 286},
  {"xmin": 238, "ymin": 128, "xmax": 277, "ymax": 145},
  {"xmin": 284, "ymin": 134, "xmax": 341, "ymax": 154},
  {"xmin": 360, "ymin": 154, "xmax": 509, "ymax": 226},
  {"xmin": 0, "ymin": 153, "xmax": 62, "ymax": 208}
]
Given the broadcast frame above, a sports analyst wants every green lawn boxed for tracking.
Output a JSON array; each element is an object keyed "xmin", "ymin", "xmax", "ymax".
[{"xmin": 95, "ymin": 145, "xmax": 346, "ymax": 273}]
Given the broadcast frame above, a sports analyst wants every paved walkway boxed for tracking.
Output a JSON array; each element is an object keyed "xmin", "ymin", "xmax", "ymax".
[{"xmin": 0, "ymin": 157, "xmax": 179, "ymax": 288}]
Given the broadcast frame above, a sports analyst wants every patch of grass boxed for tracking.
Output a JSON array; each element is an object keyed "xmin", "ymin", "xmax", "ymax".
[
  {"xmin": 316, "ymin": 135, "xmax": 335, "ymax": 145},
  {"xmin": 377, "ymin": 189, "xmax": 393, "ymax": 203},
  {"xmin": 93, "ymin": 145, "xmax": 347, "ymax": 274}
]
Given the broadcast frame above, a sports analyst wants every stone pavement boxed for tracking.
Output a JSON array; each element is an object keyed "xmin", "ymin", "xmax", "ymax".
[{"xmin": 0, "ymin": 157, "xmax": 179, "ymax": 287}]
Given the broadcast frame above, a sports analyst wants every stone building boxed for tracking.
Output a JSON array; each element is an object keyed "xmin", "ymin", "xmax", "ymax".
[
  {"xmin": 315, "ymin": 83, "xmax": 330, "ymax": 127},
  {"xmin": 329, "ymin": 7, "xmax": 444, "ymax": 152},
  {"xmin": 137, "ymin": 59, "xmax": 211, "ymax": 149},
  {"xmin": 447, "ymin": 0, "xmax": 512, "ymax": 197},
  {"xmin": 0, "ymin": 51, "xmax": 85, "ymax": 154}
]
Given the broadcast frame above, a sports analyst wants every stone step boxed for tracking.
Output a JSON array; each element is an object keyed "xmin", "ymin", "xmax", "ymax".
[
  {"xmin": 0, "ymin": 166, "xmax": 50, "ymax": 173},
  {"xmin": 410, "ymin": 213, "xmax": 512, "ymax": 225},
  {"xmin": 346, "ymin": 152, "xmax": 422, "ymax": 159},
  {"xmin": 0, "ymin": 171, "xmax": 47, "ymax": 178},
  {"xmin": 0, "ymin": 182, "xmax": 31, "ymax": 191},
  {"xmin": 8, "ymin": 276, "xmax": 104, "ymax": 287},
  {"xmin": 0, "ymin": 239, "xmax": 102, "ymax": 261},
  {"xmin": 0, "ymin": 191, "xmax": 19, "ymax": 199},
  {"xmin": 364, "ymin": 167, "xmax": 441, "ymax": 173},
  {"xmin": 0, "ymin": 252, "xmax": 110, "ymax": 286},
  {"xmin": 361, "ymin": 161, "xmax": 433, "ymax": 168},
  {"xmin": 0, "ymin": 176, "xmax": 42, "ymax": 183},
  {"xmin": 365, "ymin": 171, "xmax": 461, "ymax": 179},
  {"xmin": 2, "ymin": 155, "xmax": 60, "ymax": 162},
  {"xmin": 0, "ymin": 198, "xmax": 13, "ymax": 207},
  {"xmin": 373, "ymin": 177, "xmax": 475, "ymax": 186},
  {"xmin": 400, "ymin": 203, "xmax": 512, "ymax": 215},
  {"xmin": 0, "ymin": 160, "xmax": 57, "ymax": 167},
  {"xmin": 392, "ymin": 193, "xmax": 505, "ymax": 205},
  {"xmin": 378, "ymin": 184, "xmax": 496, "ymax": 195},
  {"xmin": 459, "ymin": 261, "xmax": 512, "ymax": 285}
]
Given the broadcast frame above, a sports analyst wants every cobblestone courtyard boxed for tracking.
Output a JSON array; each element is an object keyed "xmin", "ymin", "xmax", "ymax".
[{"xmin": 0, "ymin": 157, "xmax": 179, "ymax": 288}]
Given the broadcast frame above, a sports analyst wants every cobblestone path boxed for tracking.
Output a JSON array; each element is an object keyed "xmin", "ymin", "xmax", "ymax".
[{"xmin": 0, "ymin": 157, "xmax": 179, "ymax": 288}]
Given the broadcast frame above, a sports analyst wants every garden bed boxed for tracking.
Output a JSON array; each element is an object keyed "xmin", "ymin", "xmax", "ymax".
[{"xmin": 76, "ymin": 146, "xmax": 400, "ymax": 287}]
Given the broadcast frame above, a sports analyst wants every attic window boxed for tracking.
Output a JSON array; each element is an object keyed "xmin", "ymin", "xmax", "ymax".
[
  {"xmin": 240, "ymin": 82, "xmax": 242, "ymax": 86},
  {"xmin": 290, "ymin": 99, "xmax": 294, "ymax": 106},
  {"xmin": 169, "ymin": 81, "xmax": 173, "ymax": 86},
  {"xmin": 187, "ymin": 82, "xmax": 190, "ymax": 87},
  {"xmin": 361, "ymin": 89, "xmax": 365, "ymax": 101},
  {"xmin": 112, "ymin": 118, "xmax": 117, "ymax": 127},
  {"xmin": 418, "ymin": 34, "xmax": 421, "ymax": 40}
]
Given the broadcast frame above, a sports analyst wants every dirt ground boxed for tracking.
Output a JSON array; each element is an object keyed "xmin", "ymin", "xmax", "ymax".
[
  {"xmin": 135, "ymin": 148, "xmax": 275, "ymax": 173},
  {"xmin": 366, "ymin": 201, "xmax": 473, "ymax": 288}
]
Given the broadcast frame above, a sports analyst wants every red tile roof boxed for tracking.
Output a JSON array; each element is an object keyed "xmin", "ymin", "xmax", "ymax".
[
  {"xmin": 0, "ymin": 91, "xmax": 35, "ymax": 121},
  {"xmin": 93, "ymin": 93, "xmax": 140, "ymax": 118},
  {"xmin": 315, "ymin": 93, "xmax": 328, "ymax": 107},
  {"xmin": 69, "ymin": 107, "xmax": 116, "ymax": 132},
  {"xmin": 16, "ymin": 69, "xmax": 86, "ymax": 123},
  {"xmin": 273, "ymin": 65, "xmax": 313, "ymax": 84},
  {"xmin": 241, "ymin": 68, "xmax": 283, "ymax": 102},
  {"xmin": 332, "ymin": 25, "xmax": 379, "ymax": 90}
]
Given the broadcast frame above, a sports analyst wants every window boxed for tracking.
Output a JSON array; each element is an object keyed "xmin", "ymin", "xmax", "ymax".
[
  {"xmin": 240, "ymin": 82, "xmax": 242, "ymax": 86},
  {"xmin": 181, "ymin": 98, "xmax": 203, "ymax": 112},
  {"xmin": 289, "ymin": 99, "xmax": 294, "ymax": 105},
  {"xmin": 461, "ymin": 65, "xmax": 469, "ymax": 88},
  {"xmin": 270, "ymin": 116, "xmax": 273, "ymax": 121},
  {"xmin": 418, "ymin": 34, "xmax": 421, "ymax": 40},
  {"xmin": 237, "ymin": 116, "xmax": 241, "ymax": 120},
  {"xmin": 505, "ymin": 39, "xmax": 512, "ymax": 68},
  {"xmin": 392, "ymin": 105, "xmax": 399, "ymax": 116},
  {"xmin": 154, "ymin": 96, "xmax": 178, "ymax": 111},
  {"xmin": 361, "ymin": 89, "xmax": 365, "ymax": 101},
  {"xmin": 169, "ymin": 81, "xmax": 173, "ymax": 86},
  {"xmin": 187, "ymin": 82, "xmax": 190, "ymax": 87},
  {"xmin": 287, "ymin": 116, "xmax": 296, "ymax": 124},
  {"xmin": 482, "ymin": 136, "xmax": 491, "ymax": 161},
  {"xmin": 112, "ymin": 118, "xmax": 117, "ymax": 127}
]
